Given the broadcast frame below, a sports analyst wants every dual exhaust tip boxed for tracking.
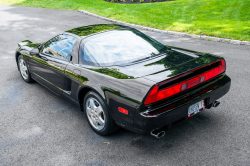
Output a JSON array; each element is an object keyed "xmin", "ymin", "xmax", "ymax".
[
  {"xmin": 151, "ymin": 129, "xmax": 165, "ymax": 138},
  {"xmin": 150, "ymin": 101, "xmax": 220, "ymax": 138},
  {"xmin": 212, "ymin": 101, "xmax": 220, "ymax": 108}
]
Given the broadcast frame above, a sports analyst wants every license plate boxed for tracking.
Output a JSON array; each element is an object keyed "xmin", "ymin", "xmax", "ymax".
[{"xmin": 188, "ymin": 100, "xmax": 205, "ymax": 117}]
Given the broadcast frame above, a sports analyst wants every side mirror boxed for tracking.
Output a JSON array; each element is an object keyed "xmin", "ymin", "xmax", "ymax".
[{"xmin": 30, "ymin": 48, "xmax": 39, "ymax": 56}]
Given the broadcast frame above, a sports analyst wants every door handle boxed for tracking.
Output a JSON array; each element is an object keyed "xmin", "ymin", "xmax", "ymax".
[{"xmin": 41, "ymin": 56, "xmax": 48, "ymax": 61}]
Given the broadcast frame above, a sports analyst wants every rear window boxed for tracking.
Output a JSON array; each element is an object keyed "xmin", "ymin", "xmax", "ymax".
[{"xmin": 79, "ymin": 29, "xmax": 167, "ymax": 66}]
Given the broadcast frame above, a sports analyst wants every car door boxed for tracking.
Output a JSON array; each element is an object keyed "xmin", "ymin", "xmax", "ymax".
[{"xmin": 29, "ymin": 34, "xmax": 76, "ymax": 94}]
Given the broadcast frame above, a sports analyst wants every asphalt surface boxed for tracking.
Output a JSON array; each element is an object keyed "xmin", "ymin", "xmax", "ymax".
[{"xmin": 0, "ymin": 4, "xmax": 250, "ymax": 166}]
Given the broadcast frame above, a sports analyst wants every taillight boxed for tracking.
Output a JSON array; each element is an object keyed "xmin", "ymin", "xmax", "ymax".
[
  {"xmin": 199, "ymin": 59, "xmax": 226, "ymax": 82},
  {"xmin": 144, "ymin": 59, "xmax": 226, "ymax": 105},
  {"xmin": 144, "ymin": 85, "xmax": 159, "ymax": 105}
]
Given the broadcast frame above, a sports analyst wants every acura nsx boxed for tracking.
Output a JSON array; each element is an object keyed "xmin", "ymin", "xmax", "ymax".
[{"xmin": 15, "ymin": 24, "xmax": 231, "ymax": 137}]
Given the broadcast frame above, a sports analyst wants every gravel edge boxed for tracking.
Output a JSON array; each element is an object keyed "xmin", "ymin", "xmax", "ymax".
[{"xmin": 78, "ymin": 10, "xmax": 250, "ymax": 46}]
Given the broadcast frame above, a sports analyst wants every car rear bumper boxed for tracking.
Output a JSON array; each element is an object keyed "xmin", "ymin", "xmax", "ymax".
[{"xmin": 132, "ymin": 74, "xmax": 231, "ymax": 134}]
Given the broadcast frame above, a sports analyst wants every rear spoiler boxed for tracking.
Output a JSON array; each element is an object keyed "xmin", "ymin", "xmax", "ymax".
[{"xmin": 18, "ymin": 40, "xmax": 32, "ymax": 47}]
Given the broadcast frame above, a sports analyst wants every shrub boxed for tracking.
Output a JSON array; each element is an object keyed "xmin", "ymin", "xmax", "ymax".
[
  {"xmin": 140, "ymin": 0, "xmax": 144, "ymax": 3},
  {"xmin": 150, "ymin": 0, "xmax": 155, "ymax": 2},
  {"xmin": 132, "ymin": 0, "xmax": 136, "ymax": 2}
]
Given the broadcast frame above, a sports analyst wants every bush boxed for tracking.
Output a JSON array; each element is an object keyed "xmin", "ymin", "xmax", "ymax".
[
  {"xmin": 150, "ymin": 0, "xmax": 155, "ymax": 2},
  {"xmin": 140, "ymin": 0, "xmax": 144, "ymax": 3},
  {"xmin": 132, "ymin": 0, "xmax": 136, "ymax": 2}
]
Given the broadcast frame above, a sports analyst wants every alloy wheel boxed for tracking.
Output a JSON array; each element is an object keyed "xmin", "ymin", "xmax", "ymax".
[
  {"xmin": 19, "ymin": 59, "xmax": 28, "ymax": 80},
  {"xmin": 86, "ymin": 97, "xmax": 106, "ymax": 131}
]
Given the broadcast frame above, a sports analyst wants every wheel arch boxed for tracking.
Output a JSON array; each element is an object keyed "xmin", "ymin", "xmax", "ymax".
[
  {"xmin": 15, "ymin": 51, "xmax": 22, "ymax": 71},
  {"xmin": 78, "ymin": 85, "xmax": 107, "ymax": 111}
]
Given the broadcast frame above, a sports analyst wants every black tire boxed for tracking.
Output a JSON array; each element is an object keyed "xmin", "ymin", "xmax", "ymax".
[
  {"xmin": 83, "ymin": 91, "xmax": 119, "ymax": 136},
  {"xmin": 18, "ymin": 55, "xmax": 34, "ymax": 83}
]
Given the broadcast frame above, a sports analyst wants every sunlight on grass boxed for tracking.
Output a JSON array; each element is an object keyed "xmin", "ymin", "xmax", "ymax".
[
  {"xmin": 2, "ymin": 0, "xmax": 24, "ymax": 4},
  {"xmin": 0, "ymin": 0, "xmax": 249, "ymax": 41}
]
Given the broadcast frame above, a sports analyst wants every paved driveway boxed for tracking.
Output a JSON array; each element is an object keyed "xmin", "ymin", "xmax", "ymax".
[{"xmin": 0, "ymin": 4, "xmax": 250, "ymax": 166}]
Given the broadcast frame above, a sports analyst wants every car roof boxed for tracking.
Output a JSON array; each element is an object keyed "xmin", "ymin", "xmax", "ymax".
[{"xmin": 65, "ymin": 24, "xmax": 130, "ymax": 37}]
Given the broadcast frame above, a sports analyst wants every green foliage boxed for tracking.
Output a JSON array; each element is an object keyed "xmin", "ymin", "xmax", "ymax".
[
  {"xmin": 91, "ymin": 68, "xmax": 134, "ymax": 79},
  {"xmin": 144, "ymin": 46, "xmax": 220, "ymax": 78},
  {"xmin": 2, "ymin": 0, "xmax": 250, "ymax": 41},
  {"xmin": 132, "ymin": 0, "xmax": 136, "ymax": 2},
  {"xmin": 28, "ymin": 55, "xmax": 89, "ymax": 85},
  {"xmin": 26, "ymin": 43, "xmax": 41, "ymax": 48},
  {"xmin": 140, "ymin": 0, "xmax": 143, "ymax": 3},
  {"xmin": 145, "ymin": 50, "xmax": 220, "ymax": 78},
  {"xmin": 21, "ymin": 40, "xmax": 32, "ymax": 44},
  {"xmin": 102, "ymin": 87, "xmax": 140, "ymax": 104},
  {"xmin": 167, "ymin": 55, "xmax": 219, "ymax": 77},
  {"xmin": 145, "ymin": 50, "xmax": 195, "ymax": 68},
  {"xmin": 66, "ymin": 24, "xmax": 123, "ymax": 36},
  {"xmin": 150, "ymin": 0, "xmax": 155, "ymax": 2}
]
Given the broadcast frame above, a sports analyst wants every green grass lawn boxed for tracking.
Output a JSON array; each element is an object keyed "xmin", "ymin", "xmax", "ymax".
[{"xmin": 1, "ymin": 0, "xmax": 250, "ymax": 41}]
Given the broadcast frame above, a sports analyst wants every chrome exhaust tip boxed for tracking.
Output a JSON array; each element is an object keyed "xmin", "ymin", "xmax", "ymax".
[
  {"xmin": 151, "ymin": 129, "xmax": 165, "ymax": 138},
  {"xmin": 213, "ymin": 101, "xmax": 220, "ymax": 108}
]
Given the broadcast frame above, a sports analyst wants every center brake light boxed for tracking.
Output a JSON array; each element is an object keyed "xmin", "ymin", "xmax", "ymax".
[{"xmin": 144, "ymin": 59, "xmax": 226, "ymax": 105}]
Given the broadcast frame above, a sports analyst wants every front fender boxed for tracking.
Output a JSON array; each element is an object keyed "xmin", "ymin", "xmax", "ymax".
[
  {"xmin": 15, "ymin": 42, "xmax": 41, "ymax": 69},
  {"xmin": 18, "ymin": 40, "xmax": 32, "ymax": 47}
]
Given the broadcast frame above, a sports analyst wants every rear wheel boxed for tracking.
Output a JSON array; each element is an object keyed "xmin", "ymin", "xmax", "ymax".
[
  {"xmin": 18, "ymin": 55, "xmax": 33, "ymax": 83},
  {"xmin": 83, "ymin": 91, "xmax": 119, "ymax": 135}
]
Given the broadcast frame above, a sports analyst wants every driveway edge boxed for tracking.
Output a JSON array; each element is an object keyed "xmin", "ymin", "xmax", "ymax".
[{"xmin": 78, "ymin": 10, "xmax": 250, "ymax": 46}]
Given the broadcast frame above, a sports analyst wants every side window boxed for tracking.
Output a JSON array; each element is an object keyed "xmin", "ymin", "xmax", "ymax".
[{"xmin": 42, "ymin": 34, "xmax": 76, "ymax": 59}]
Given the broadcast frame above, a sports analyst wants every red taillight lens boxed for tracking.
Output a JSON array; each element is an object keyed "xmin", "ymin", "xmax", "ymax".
[
  {"xmin": 156, "ymin": 82, "xmax": 182, "ymax": 101},
  {"xmin": 144, "ymin": 59, "xmax": 226, "ymax": 105},
  {"xmin": 200, "ymin": 59, "xmax": 226, "ymax": 82},
  {"xmin": 144, "ymin": 85, "xmax": 159, "ymax": 105}
]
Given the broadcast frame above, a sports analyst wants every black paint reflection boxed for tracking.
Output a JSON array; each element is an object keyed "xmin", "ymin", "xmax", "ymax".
[{"xmin": 15, "ymin": 24, "xmax": 231, "ymax": 134}]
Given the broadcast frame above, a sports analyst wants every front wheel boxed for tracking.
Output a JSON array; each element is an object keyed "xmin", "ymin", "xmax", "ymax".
[
  {"xmin": 18, "ymin": 55, "xmax": 33, "ymax": 83},
  {"xmin": 83, "ymin": 91, "xmax": 119, "ymax": 135}
]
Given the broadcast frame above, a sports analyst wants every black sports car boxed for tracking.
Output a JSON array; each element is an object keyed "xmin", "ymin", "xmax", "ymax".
[{"xmin": 15, "ymin": 24, "xmax": 231, "ymax": 138}]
